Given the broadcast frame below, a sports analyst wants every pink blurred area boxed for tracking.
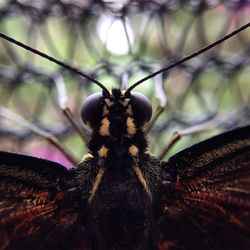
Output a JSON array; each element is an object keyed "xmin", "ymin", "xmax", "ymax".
[
  {"xmin": 30, "ymin": 145, "xmax": 75, "ymax": 169},
  {"xmin": 0, "ymin": 139, "xmax": 76, "ymax": 169}
]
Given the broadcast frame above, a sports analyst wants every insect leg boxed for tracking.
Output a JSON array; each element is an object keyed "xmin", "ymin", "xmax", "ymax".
[
  {"xmin": 0, "ymin": 106, "xmax": 78, "ymax": 165},
  {"xmin": 53, "ymin": 73, "xmax": 89, "ymax": 144},
  {"xmin": 146, "ymin": 74, "xmax": 167, "ymax": 134},
  {"xmin": 158, "ymin": 109, "xmax": 240, "ymax": 160}
]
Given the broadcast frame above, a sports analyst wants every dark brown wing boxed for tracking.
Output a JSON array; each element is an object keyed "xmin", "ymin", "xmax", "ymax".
[
  {"xmin": 158, "ymin": 125, "xmax": 250, "ymax": 250},
  {"xmin": 0, "ymin": 151, "xmax": 89, "ymax": 250}
]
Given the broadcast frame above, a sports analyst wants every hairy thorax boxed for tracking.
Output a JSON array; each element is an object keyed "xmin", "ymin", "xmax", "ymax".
[
  {"xmin": 77, "ymin": 89, "xmax": 158, "ymax": 249},
  {"xmin": 87, "ymin": 157, "xmax": 154, "ymax": 250}
]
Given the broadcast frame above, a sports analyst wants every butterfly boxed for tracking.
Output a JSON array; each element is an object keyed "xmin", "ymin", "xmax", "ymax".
[{"xmin": 0, "ymin": 22, "xmax": 250, "ymax": 250}]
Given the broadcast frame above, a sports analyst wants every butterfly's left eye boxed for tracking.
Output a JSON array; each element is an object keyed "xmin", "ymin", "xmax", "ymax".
[
  {"xmin": 81, "ymin": 92, "xmax": 103, "ymax": 128},
  {"xmin": 130, "ymin": 92, "xmax": 152, "ymax": 124}
]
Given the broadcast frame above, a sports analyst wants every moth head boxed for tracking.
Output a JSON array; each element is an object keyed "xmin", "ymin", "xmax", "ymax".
[{"xmin": 81, "ymin": 89, "xmax": 152, "ymax": 129}]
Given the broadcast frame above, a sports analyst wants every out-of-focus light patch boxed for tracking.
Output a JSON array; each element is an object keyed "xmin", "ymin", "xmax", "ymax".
[
  {"xmin": 97, "ymin": 14, "xmax": 135, "ymax": 55},
  {"xmin": 31, "ymin": 145, "xmax": 74, "ymax": 169}
]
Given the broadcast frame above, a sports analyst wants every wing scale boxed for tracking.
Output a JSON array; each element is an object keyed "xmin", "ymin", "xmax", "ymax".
[
  {"xmin": 0, "ymin": 152, "xmax": 88, "ymax": 250},
  {"xmin": 159, "ymin": 125, "xmax": 250, "ymax": 250}
]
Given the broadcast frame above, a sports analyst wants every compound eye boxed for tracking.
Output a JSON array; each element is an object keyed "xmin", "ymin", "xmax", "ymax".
[
  {"xmin": 130, "ymin": 92, "xmax": 152, "ymax": 124},
  {"xmin": 81, "ymin": 92, "xmax": 103, "ymax": 128}
]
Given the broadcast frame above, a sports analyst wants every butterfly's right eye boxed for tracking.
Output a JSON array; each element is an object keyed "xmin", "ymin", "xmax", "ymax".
[{"xmin": 81, "ymin": 93, "xmax": 103, "ymax": 128}]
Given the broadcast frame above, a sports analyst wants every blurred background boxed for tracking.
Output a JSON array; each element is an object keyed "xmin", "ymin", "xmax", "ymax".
[{"xmin": 0, "ymin": 0, "xmax": 249, "ymax": 167}]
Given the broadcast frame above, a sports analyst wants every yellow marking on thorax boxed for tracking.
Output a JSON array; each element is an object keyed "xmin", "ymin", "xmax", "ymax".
[
  {"xmin": 129, "ymin": 144, "xmax": 139, "ymax": 156},
  {"xmin": 88, "ymin": 167, "xmax": 105, "ymax": 203},
  {"xmin": 102, "ymin": 105, "xmax": 109, "ymax": 116},
  {"xmin": 99, "ymin": 117, "xmax": 110, "ymax": 136},
  {"xmin": 98, "ymin": 145, "xmax": 109, "ymax": 158},
  {"xmin": 80, "ymin": 153, "xmax": 93, "ymax": 163},
  {"xmin": 126, "ymin": 104, "xmax": 133, "ymax": 116},
  {"xmin": 105, "ymin": 98, "xmax": 112, "ymax": 107},
  {"xmin": 132, "ymin": 165, "xmax": 152, "ymax": 200},
  {"xmin": 127, "ymin": 117, "xmax": 136, "ymax": 135},
  {"xmin": 121, "ymin": 99, "xmax": 129, "ymax": 107}
]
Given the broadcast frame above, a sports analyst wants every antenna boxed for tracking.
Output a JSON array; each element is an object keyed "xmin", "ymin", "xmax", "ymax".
[
  {"xmin": 125, "ymin": 21, "xmax": 250, "ymax": 94},
  {"xmin": 0, "ymin": 32, "xmax": 110, "ymax": 96},
  {"xmin": 1, "ymin": 21, "xmax": 249, "ymax": 96}
]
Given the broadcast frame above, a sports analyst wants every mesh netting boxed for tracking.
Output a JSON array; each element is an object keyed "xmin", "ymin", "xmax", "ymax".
[{"xmin": 0, "ymin": 0, "xmax": 249, "ymax": 166}]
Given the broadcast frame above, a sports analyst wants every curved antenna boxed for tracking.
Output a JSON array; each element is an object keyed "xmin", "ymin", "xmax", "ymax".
[
  {"xmin": 125, "ymin": 21, "xmax": 250, "ymax": 94},
  {"xmin": 0, "ymin": 32, "xmax": 110, "ymax": 96}
]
